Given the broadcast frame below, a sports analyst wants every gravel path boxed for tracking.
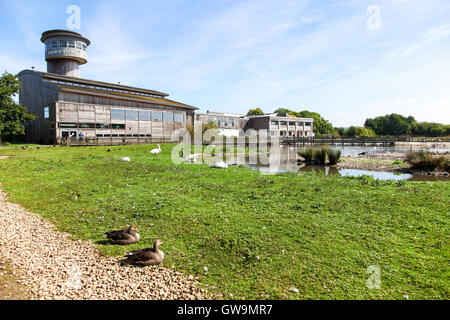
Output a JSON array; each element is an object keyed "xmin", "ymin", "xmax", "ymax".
[{"xmin": 0, "ymin": 188, "xmax": 205, "ymax": 300}]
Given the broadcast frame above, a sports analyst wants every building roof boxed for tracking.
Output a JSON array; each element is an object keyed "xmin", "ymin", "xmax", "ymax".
[
  {"xmin": 41, "ymin": 29, "xmax": 91, "ymax": 45},
  {"xmin": 18, "ymin": 70, "xmax": 197, "ymax": 110}
]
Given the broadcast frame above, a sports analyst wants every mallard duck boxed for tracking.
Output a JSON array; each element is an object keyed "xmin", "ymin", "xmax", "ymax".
[
  {"xmin": 124, "ymin": 240, "xmax": 164, "ymax": 266},
  {"xmin": 105, "ymin": 225, "xmax": 140, "ymax": 245}
]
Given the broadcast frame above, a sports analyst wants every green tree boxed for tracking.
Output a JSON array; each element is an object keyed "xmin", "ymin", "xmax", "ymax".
[
  {"xmin": 246, "ymin": 108, "xmax": 264, "ymax": 116},
  {"xmin": 364, "ymin": 114, "xmax": 415, "ymax": 136},
  {"xmin": 0, "ymin": 72, "xmax": 35, "ymax": 144}
]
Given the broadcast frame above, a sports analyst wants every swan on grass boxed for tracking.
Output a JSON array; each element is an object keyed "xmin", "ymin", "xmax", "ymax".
[{"xmin": 150, "ymin": 144, "xmax": 161, "ymax": 154}]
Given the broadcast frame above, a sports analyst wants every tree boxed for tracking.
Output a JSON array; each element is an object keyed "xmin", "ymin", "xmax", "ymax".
[
  {"xmin": 364, "ymin": 114, "xmax": 415, "ymax": 136},
  {"xmin": 247, "ymin": 108, "xmax": 264, "ymax": 116},
  {"xmin": 0, "ymin": 72, "xmax": 35, "ymax": 144}
]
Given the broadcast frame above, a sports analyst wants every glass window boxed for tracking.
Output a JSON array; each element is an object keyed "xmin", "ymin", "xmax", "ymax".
[
  {"xmin": 59, "ymin": 123, "xmax": 77, "ymax": 128},
  {"xmin": 44, "ymin": 106, "xmax": 49, "ymax": 119},
  {"xmin": 51, "ymin": 41, "xmax": 58, "ymax": 48},
  {"xmin": 152, "ymin": 111, "xmax": 162, "ymax": 121},
  {"xmin": 298, "ymin": 122, "xmax": 304, "ymax": 126},
  {"xmin": 217, "ymin": 119, "xmax": 222, "ymax": 126},
  {"xmin": 111, "ymin": 109, "xmax": 125, "ymax": 120},
  {"xmin": 68, "ymin": 41, "xmax": 75, "ymax": 48},
  {"xmin": 79, "ymin": 123, "xmax": 95, "ymax": 129},
  {"xmin": 82, "ymin": 44, "xmax": 87, "ymax": 50},
  {"xmin": 232, "ymin": 119, "xmax": 236, "ymax": 126},
  {"xmin": 126, "ymin": 110, "xmax": 139, "ymax": 121},
  {"xmin": 163, "ymin": 112, "xmax": 173, "ymax": 122},
  {"xmin": 271, "ymin": 121, "xmax": 278, "ymax": 126},
  {"xmin": 59, "ymin": 40, "xmax": 68, "ymax": 48},
  {"xmin": 174, "ymin": 113, "xmax": 184, "ymax": 122},
  {"xmin": 75, "ymin": 42, "xmax": 82, "ymax": 49},
  {"xmin": 139, "ymin": 110, "xmax": 151, "ymax": 121},
  {"xmin": 111, "ymin": 124, "xmax": 125, "ymax": 129},
  {"xmin": 96, "ymin": 123, "xmax": 110, "ymax": 129},
  {"xmin": 289, "ymin": 122, "xmax": 296, "ymax": 126},
  {"xmin": 280, "ymin": 121, "xmax": 287, "ymax": 125}
]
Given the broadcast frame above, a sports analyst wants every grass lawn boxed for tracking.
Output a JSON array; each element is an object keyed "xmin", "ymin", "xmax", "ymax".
[{"xmin": 0, "ymin": 144, "xmax": 448, "ymax": 299}]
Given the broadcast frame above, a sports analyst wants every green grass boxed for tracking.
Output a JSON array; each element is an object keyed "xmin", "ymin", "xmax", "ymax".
[{"xmin": 0, "ymin": 144, "xmax": 449, "ymax": 300}]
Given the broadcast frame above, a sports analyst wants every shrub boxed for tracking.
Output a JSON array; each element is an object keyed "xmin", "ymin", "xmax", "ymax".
[
  {"xmin": 406, "ymin": 150, "xmax": 449, "ymax": 171},
  {"xmin": 313, "ymin": 147, "xmax": 328, "ymax": 165},
  {"xmin": 298, "ymin": 148, "xmax": 314, "ymax": 162},
  {"xmin": 327, "ymin": 149, "xmax": 341, "ymax": 165}
]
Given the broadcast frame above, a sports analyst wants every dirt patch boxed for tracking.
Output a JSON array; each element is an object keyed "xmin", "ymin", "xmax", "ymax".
[
  {"xmin": 0, "ymin": 261, "xmax": 30, "ymax": 300},
  {"xmin": 0, "ymin": 188, "xmax": 206, "ymax": 300}
]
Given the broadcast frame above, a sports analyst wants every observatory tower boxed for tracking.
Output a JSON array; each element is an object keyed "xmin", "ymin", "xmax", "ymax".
[{"xmin": 40, "ymin": 29, "xmax": 90, "ymax": 77}]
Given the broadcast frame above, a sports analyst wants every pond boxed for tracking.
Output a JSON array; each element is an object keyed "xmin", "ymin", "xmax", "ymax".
[{"xmin": 236, "ymin": 145, "xmax": 449, "ymax": 181}]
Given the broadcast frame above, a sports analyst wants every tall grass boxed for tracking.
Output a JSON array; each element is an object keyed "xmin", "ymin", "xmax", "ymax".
[
  {"xmin": 406, "ymin": 150, "xmax": 449, "ymax": 171},
  {"xmin": 327, "ymin": 149, "xmax": 342, "ymax": 165},
  {"xmin": 313, "ymin": 147, "xmax": 328, "ymax": 165},
  {"xmin": 298, "ymin": 148, "xmax": 314, "ymax": 162}
]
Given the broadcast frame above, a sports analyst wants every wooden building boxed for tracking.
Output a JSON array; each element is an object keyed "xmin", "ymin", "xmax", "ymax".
[{"xmin": 18, "ymin": 30, "xmax": 196, "ymax": 145}]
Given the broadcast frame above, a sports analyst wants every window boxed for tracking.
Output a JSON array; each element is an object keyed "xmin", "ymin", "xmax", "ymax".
[
  {"xmin": 232, "ymin": 119, "xmax": 236, "ymax": 126},
  {"xmin": 289, "ymin": 122, "xmax": 296, "ymax": 126},
  {"xmin": 163, "ymin": 112, "xmax": 173, "ymax": 122},
  {"xmin": 96, "ymin": 123, "xmax": 110, "ymax": 129},
  {"xmin": 111, "ymin": 124, "xmax": 125, "ymax": 129},
  {"xmin": 51, "ymin": 41, "xmax": 58, "ymax": 48},
  {"xmin": 58, "ymin": 40, "xmax": 68, "ymax": 48},
  {"xmin": 174, "ymin": 113, "xmax": 184, "ymax": 122},
  {"xmin": 225, "ymin": 119, "xmax": 230, "ymax": 127},
  {"xmin": 271, "ymin": 121, "xmax": 278, "ymax": 126},
  {"xmin": 68, "ymin": 41, "xmax": 75, "ymax": 48},
  {"xmin": 111, "ymin": 109, "xmax": 125, "ymax": 120},
  {"xmin": 139, "ymin": 110, "xmax": 151, "ymax": 121},
  {"xmin": 280, "ymin": 121, "xmax": 287, "ymax": 126},
  {"xmin": 152, "ymin": 111, "xmax": 162, "ymax": 121},
  {"xmin": 75, "ymin": 42, "xmax": 83, "ymax": 49},
  {"xmin": 126, "ymin": 110, "xmax": 139, "ymax": 121},
  {"xmin": 298, "ymin": 122, "xmax": 304, "ymax": 126},
  {"xmin": 217, "ymin": 119, "xmax": 222, "ymax": 126},
  {"xmin": 79, "ymin": 123, "xmax": 95, "ymax": 129},
  {"xmin": 305, "ymin": 122, "xmax": 311, "ymax": 126},
  {"xmin": 59, "ymin": 123, "xmax": 77, "ymax": 128},
  {"xmin": 44, "ymin": 106, "xmax": 49, "ymax": 119}
]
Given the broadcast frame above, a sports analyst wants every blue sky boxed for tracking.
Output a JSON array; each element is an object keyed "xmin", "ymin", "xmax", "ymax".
[{"xmin": 1, "ymin": 0, "xmax": 449, "ymax": 127}]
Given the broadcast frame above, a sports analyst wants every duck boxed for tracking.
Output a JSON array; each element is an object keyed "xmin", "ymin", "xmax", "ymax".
[
  {"xmin": 105, "ymin": 225, "xmax": 140, "ymax": 245},
  {"xmin": 150, "ymin": 144, "xmax": 161, "ymax": 154},
  {"xmin": 124, "ymin": 240, "xmax": 164, "ymax": 266}
]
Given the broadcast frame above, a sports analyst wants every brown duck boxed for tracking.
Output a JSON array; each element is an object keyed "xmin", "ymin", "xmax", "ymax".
[
  {"xmin": 105, "ymin": 225, "xmax": 140, "ymax": 245},
  {"xmin": 124, "ymin": 240, "xmax": 164, "ymax": 266}
]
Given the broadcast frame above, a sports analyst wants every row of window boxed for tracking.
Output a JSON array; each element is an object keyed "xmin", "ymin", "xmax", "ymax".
[
  {"xmin": 271, "ymin": 121, "xmax": 312, "ymax": 126},
  {"xmin": 208, "ymin": 117, "xmax": 238, "ymax": 127},
  {"xmin": 96, "ymin": 134, "xmax": 152, "ymax": 138},
  {"xmin": 59, "ymin": 123, "xmax": 156, "ymax": 130},
  {"xmin": 45, "ymin": 40, "xmax": 87, "ymax": 51},
  {"xmin": 111, "ymin": 109, "xmax": 184, "ymax": 122}
]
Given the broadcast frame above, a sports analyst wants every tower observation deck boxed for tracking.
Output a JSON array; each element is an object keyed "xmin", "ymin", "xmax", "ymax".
[{"xmin": 41, "ymin": 29, "xmax": 90, "ymax": 77}]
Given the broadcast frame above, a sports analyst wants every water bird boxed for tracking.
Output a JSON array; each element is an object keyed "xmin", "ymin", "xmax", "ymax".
[
  {"xmin": 120, "ymin": 157, "xmax": 131, "ymax": 162},
  {"xmin": 150, "ymin": 144, "xmax": 161, "ymax": 154},
  {"xmin": 105, "ymin": 225, "xmax": 140, "ymax": 245},
  {"xmin": 185, "ymin": 153, "xmax": 200, "ymax": 162},
  {"xmin": 124, "ymin": 240, "xmax": 164, "ymax": 266},
  {"xmin": 210, "ymin": 161, "xmax": 228, "ymax": 169}
]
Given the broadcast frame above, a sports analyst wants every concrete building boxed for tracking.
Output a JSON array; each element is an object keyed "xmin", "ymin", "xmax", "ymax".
[
  {"xmin": 19, "ymin": 30, "xmax": 196, "ymax": 145},
  {"xmin": 195, "ymin": 111, "xmax": 248, "ymax": 137},
  {"xmin": 247, "ymin": 113, "xmax": 314, "ymax": 137}
]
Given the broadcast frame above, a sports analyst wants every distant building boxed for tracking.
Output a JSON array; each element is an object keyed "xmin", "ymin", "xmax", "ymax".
[
  {"xmin": 247, "ymin": 113, "xmax": 314, "ymax": 137},
  {"xmin": 19, "ymin": 30, "xmax": 196, "ymax": 145},
  {"xmin": 195, "ymin": 111, "xmax": 247, "ymax": 137},
  {"xmin": 195, "ymin": 111, "xmax": 315, "ymax": 138}
]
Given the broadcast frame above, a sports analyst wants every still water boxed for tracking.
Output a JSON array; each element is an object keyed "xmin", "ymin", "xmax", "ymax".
[{"xmin": 238, "ymin": 145, "xmax": 449, "ymax": 181}]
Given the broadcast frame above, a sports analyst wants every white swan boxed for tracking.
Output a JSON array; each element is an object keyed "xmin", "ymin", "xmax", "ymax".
[
  {"xmin": 210, "ymin": 161, "xmax": 228, "ymax": 169},
  {"xmin": 120, "ymin": 157, "xmax": 131, "ymax": 162},
  {"xmin": 150, "ymin": 144, "xmax": 161, "ymax": 154}
]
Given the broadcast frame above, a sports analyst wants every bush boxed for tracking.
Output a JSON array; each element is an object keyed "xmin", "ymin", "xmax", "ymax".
[
  {"xmin": 298, "ymin": 148, "xmax": 314, "ymax": 162},
  {"xmin": 327, "ymin": 149, "xmax": 341, "ymax": 165},
  {"xmin": 406, "ymin": 150, "xmax": 449, "ymax": 171},
  {"xmin": 313, "ymin": 147, "xmax": 328, "ymax": 165}
]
